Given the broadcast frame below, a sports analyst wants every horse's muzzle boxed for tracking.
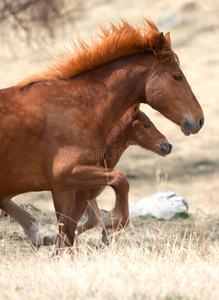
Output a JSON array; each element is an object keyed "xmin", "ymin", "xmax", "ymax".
[
  {"xmin": 159, "ymin": 141, "xmax": 173, "ymax": 156},
  {"xmin": 181, "ymin": 117, "xmax": 204, "ymax": 136}
]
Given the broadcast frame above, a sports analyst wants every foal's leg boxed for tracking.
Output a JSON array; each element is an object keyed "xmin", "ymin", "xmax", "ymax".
[
  {"xmin": 77, "ymin": 197, "xmax": 129, "ymax": 244},
  {"xmin": 0, "ymin": 198, "xmax": 43, "ymax": 247},
  {"xmin": 76, "ymin": 199, "xmax": 111, "ymax": 245},
  {"xmin": 76, "ymin": 198, "xmax": 101, "ymax": 235}
]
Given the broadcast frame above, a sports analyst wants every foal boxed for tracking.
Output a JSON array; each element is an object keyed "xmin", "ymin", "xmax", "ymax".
[
  {"xmin": 42, "ymin": 105, "xmax": 172, "ymax": 246},
  {"xmin": 76, "ymin": 105, "xmax": 172, "ymax": 237}
]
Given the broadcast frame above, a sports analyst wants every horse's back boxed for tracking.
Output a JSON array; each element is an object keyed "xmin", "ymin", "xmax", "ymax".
[
  {"xmin": 0, "ymin": 86, "xmax": 48, "ymax": 194},
  {"xmin": 0, "ymin": 82, "xmax": 106, "ymax": 195}
]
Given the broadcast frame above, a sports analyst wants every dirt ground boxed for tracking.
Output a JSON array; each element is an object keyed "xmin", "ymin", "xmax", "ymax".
[{"xmin": 0, "ymin": 0, "xmax": 218, "ymax": 215}]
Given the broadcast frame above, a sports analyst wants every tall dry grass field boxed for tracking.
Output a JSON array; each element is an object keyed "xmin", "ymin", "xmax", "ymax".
[
  {"xmin": 0, "ymin": 0, "xmax": 219, "ymax": 299},
  {"xmin": 1, "ymin": 211, "xmax": 219, "ymax": 300}
]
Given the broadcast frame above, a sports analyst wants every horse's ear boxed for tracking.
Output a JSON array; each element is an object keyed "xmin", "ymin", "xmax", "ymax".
[
  {"xmin": 156, "ymin": 32, "xmax": 166, "ymax": 51},
  {"xmin": 164, "ymin": 32, "xmax": 171, "ymax": 44}
]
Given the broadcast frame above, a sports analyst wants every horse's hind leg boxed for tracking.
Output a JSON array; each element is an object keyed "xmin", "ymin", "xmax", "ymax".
[{"xmin": 0, "ymin": 198, "xmax": 43, "ymax": 247}]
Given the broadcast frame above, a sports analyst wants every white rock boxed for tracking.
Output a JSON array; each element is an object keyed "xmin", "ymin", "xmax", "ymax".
[{"xmin": 129, "ymin": 191, "xmax": 188, "ymax": 220}]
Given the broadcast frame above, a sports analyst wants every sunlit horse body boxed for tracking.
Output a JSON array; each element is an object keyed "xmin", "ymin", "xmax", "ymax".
[{"xmin": 0, "ymin": 19, "xmax": 204, "ymax": 247}]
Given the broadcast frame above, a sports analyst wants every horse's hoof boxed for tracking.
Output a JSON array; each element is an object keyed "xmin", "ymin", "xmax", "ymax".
[
  {"xmin": 101, "ymin": 229, "xmax": 110, "ymax": 246},
  {"xmin": 43, "ymin": 233, "xmax": 59, "ymax": 246},
  {"xmin": 0, "ymin": 209, "xmax": 8, "ymax": 218}
]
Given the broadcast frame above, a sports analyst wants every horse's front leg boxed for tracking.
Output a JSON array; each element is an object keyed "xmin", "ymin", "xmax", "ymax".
[
  {"xmin": 42, "ymin": 190, "xmax": 90, "ymax": 249},
  {"xmin": 59, "ymin": 165, "xmax": 130, "ymax": 239},
  {"xmin": 52, "ymin": 190, "xmax": 78, "ymax": 248}
]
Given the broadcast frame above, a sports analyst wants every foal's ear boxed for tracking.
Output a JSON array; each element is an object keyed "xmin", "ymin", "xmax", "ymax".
[
  {"xmin": 156, "ymin": 32, "xmax": 166, "ymax": 51},
  {"xmin": 134, "ymin": 104, "xmax": 140, "ymax": 116},
  {"xmin": 134, "ymin": 104, "xmax": 140, "ymax": 112}
]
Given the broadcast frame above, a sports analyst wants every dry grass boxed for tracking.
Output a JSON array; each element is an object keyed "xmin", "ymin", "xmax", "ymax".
[{"xmin": 1, "ymin": 211, "xmax": 219, "ymax": 300}]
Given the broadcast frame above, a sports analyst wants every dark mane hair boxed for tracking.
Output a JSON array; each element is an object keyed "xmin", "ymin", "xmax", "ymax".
[{"xmin": 17, "ymin": 19, "xmax": 175, "ymax": 87}]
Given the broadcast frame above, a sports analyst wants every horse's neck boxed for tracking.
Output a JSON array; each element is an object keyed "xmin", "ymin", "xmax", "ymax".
[{"xmin": 87, "ymin": 54, "xmax": 150, "ymax": 137}]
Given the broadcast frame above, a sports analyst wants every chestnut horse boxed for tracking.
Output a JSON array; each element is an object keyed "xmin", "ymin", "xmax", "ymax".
[{"xmin": 0, "ymin": 19, "xmax": 204, "ymax": 247}]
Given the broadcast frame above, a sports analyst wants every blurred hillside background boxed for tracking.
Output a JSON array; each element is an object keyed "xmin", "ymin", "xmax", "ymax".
[{"xmin": 0, "ymin": 0, "xmax": 218, "ymax": 214}]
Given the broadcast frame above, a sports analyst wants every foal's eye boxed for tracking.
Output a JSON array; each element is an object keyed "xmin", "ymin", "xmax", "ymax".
[
  {"xmin": 173, "ymin": 75, "xmax": 182, "ymax": 81},
  {"xmin": 144, "ymin": 124, "xmax": 151, "ymax": 128}
]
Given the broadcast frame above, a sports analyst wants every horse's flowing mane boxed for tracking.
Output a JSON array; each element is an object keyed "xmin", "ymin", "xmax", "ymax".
[{"xmin": 17, "ymin": 19, "xmax": 174, "ymax": 87}]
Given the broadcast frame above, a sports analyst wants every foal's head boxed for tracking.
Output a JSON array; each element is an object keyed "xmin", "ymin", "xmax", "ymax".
[
  {"xmin": 130, "ymin": 105, "xmax": 172, "ymax": 156},
  {"xmin": 144, "ymin": 32, "xmax": 204, "ymax": 136}
]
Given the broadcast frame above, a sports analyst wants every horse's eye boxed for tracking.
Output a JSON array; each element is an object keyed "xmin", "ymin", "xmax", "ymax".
[
  {"xmin": 144, "ymin": 124, "xmax": 151, "ymax": 128},
  {"xmin": 173, "ymin": 75, "xmax": 182, "ymax": 81}
]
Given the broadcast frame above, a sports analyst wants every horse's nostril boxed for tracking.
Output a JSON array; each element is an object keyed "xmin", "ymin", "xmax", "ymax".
[
  {"xmin": 199, "ymin": 117, "xmax": 204, "ymax": 129},
  {"xmin": 160, "ymin": 141, "xmax": 172, "ymax": 156}
]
